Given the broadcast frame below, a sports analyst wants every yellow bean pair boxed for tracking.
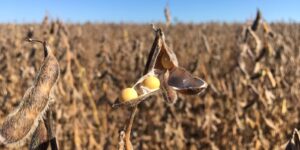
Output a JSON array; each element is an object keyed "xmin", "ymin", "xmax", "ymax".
[{"xmin": 121, "ymin": 76, "xmax": 160, "ymax": 101}]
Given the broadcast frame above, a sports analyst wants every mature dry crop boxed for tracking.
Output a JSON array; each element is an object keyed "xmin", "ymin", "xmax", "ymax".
[
  {"xmin": 286, "ymin": 129, "xmax": 300, "ymax": 149},
  {"xmin": 164, "ymin": 2, "xmax": 171, "ymax": 28},
  {"xmin": 0, "ymin": 13, "xmax": 300, "ymax": 149},
  {"xmin": 114, "ymin": 26, "xmax": 207, "ymax": 150}
]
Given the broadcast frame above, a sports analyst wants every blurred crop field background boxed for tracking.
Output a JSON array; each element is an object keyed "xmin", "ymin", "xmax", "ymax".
[{"xmin": 0, "ymin": 1, "xmax": 300, "ymax": 150}]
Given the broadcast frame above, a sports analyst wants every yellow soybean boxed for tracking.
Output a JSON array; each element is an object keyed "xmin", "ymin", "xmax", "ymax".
[
  {"xmin": 121, "ymin": 88, "xmax": 138, "ymax": 101},
  {"xmin": 143, "ymin": 76, "xmax": 160, "ymax": 90}
]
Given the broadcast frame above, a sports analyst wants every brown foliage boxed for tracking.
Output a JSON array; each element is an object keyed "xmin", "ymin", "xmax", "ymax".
[{"xmin": 0, "ymin": 19, "xmax": 299, "ymax": 149}]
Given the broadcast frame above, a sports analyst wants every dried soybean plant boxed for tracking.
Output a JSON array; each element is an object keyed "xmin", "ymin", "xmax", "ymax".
[
  {"xmin": 244, "ymin": 9, "xmax": 275, "ymax": 42},
  {"xmin": 115, "ymin": 26, "xmax": 208, "ymax": 149},
  {"xmin": 286, "ymin": 129, "xmax": 300, "ymax": 150},
  {"xmin": 164, "ymin": 2, "xmax": 171, "ymax": 28},
  {"xmin": 238, "ymin": 10, "xmax": 276, "ymax": 79},
  {"xmin": 0, "ymin": 39, "xmax": 60, "ymax": 149}
]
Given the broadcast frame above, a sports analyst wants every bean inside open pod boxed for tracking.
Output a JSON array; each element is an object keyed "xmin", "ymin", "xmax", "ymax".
[
  {"xmin": 112, "ymin": 69, "xmax": 162, "ymax": 108},
  {"xmin": 144, "ymin": 28, "xmax": 178, "ymax": 72},
  {"xmin": 113, "ymin": 27, "xmax": 208, "ymax": 108}
]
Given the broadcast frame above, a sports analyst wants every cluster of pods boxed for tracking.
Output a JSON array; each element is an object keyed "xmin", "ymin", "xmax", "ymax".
[
  {"xmin": 0, "ymin": 26, "xmax": 207, "ymax": 150},
  {"xmin": 114, "ymin": 28, "xmax": 207, "ymax": 108}
]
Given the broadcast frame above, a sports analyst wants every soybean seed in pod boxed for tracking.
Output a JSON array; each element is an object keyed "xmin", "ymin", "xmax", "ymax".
[
  {"xmin": 121, "ymin": 88, "xmax": 138, "ymax": 102},
  {"xmin": 161, "ymin": 53, "xmax": 173, "ymax": 69},
  {"xmin": 143, "ymin": 76, "xmax": 160, "ymax": 90}
]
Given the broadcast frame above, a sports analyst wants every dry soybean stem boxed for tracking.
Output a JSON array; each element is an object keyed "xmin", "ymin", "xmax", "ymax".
[
  {"xmin": 125, "ymin": 106, "xmax": 137, "ymax": 150},
  {"xmin": 123, "ymin": 27, "xmax": 161, "ymax": 150},
  {"xmin": 164, "ymin": 1, "xmax": 171, "ymax": 28},
  {"xmin": 44, "ymin": 110, "xmax": 58, "ymax": 150}
]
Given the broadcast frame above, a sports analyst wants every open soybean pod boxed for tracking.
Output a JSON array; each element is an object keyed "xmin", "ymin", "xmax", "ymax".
[
  {"xmin": 0, "ymin": 39, "xmax": 60, "ymax": 147},
  {"xmin": 150, "ymin": 29, "xmax": 207, "ymax": 96},
  {"xmin": 144, "ymin": 28, "xmax": 178, "ymax": 73},
  {"xmin": 113, "ymin": 27, "xmax": 207, "ymax": 108},
  {"xmin": 112, "ymin": 70, "xmax": 161, "ymax": 108},
  {"xmin": 144, "ymin": 28, "xmax": 207, "ymax": 102},
  {"xmin": 167, "ymin": 67, "xmax": 207, "ymax": 95},
  {"xmin": 153, "ymin": 31, "xmax": 178, "ymax": 71},
  {"xmin": 161, "ymin": 70, "xmax": 178, "ymax": 104},
  {"xmin": 113, "ymin": 29, "xmax": 171, "ymax": 108},
  {"xmin": 113, "ymin": 29, "xmax": 168, "ymax": 108}
]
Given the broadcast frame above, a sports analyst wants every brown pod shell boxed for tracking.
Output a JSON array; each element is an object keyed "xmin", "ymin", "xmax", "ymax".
[
  {"xmin": 0, "ymin": 41, "xmax": 59, "ymax": 147},
  {"xmin": 161, "ymin": 71, "xmax": 178, "ymax": 104},
  {"xmin": 144, "ymin": 29, "xmax": 178, "ymax": 73},
  {"xmin": 251, "ymin": 9, "xmax": 262, "ymax": 31},
  {"xmin": 167, "ymin": 67, "xmax": 207, "ymax": 95},
  {"xmin": 154, "ymin": 31, "xmax": 178, "ymax": 70},
  {"xmin": 29, "ymin": 121, "xmax": 49, "ymax": 150}
]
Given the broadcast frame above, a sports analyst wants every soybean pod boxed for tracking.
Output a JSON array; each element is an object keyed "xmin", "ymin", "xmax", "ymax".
[{"xmin": 0, "ymin": 39, "xmax": 60, "ymax": 147}]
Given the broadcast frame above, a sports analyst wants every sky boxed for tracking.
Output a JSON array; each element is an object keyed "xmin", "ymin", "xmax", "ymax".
[{"xmin": 0, "ymin": 0, "xmax": 299, "ymax": 23}]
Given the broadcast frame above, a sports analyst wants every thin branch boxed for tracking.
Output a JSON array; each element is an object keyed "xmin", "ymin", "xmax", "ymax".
[
  {"xmin": 202, "ymin": 34, "xmax": 211, "ymax": 53},
  {"xmin": 123, "ymin": 27, "xmax": 162, "ymax": 150},
  {"xmin": 124, "ymin": 106, "xmax": 137, "ymax": 150},
  {"xmin": 44, "ymin": 110, "xmax": 58, "ymax": 150}
]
